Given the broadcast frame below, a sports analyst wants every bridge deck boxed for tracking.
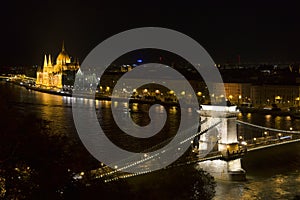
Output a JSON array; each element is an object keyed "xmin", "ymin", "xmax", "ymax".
[
  {"xmin": 72, "ymin": 111, "xmax": 300, "ymax": 183},
  {"xmin": 247, "ymin": 138, "xmax": 300, "ymax": 152}
]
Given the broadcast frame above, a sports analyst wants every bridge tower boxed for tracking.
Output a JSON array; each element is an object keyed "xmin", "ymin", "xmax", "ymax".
[{"xmin": 197, "ymin": 105, "xmax": 246, "ymax": 181}]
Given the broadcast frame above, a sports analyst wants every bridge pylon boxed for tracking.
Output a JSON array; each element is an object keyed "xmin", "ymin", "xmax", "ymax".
[{"xmin": 197, "ymin": 105, "xmax": 246, "ymax": 181}]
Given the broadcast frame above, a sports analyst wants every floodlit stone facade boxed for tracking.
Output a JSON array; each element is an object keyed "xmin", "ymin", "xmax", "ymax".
[{"xmin": 36, "ymin": 42, "xmax": 79, "ymax": 89}]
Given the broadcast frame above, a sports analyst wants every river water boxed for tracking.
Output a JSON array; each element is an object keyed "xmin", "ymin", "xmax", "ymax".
[
  {"xmin": 0, "ymin": 82, "xmax": 300, "ymax": 199},
  {"xmin": 214, "ymin": 111, "xmax": 300, "ymax": 200}
]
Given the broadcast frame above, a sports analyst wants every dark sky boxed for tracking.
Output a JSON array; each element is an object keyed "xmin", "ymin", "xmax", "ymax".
[{"xmin": 0, "ymin": 0, "xmax": 300, "ymax": 66}]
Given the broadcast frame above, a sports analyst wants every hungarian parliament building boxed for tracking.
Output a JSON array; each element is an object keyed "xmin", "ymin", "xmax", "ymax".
[{"xmin": 36, "ymin": 43, "xmax": 80, "ymax": 89}]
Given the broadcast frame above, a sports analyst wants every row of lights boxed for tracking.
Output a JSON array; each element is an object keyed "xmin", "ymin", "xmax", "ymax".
[
  {"xmin": 99, "ymin": 152, "xmax": 162, "ymax": 178},
  {"xmin": 96, "ymin": 87, "xmax": 208, "ymax": 98},
  {"xmin": 180, "ymin": 119, "xmax": 220, "ymax": 145},
  {"xmin": 98, "ymin": 121, "xmax": 220, "ymax": 180},
  {"xmin": 104, "ymin": 169, "xmax": 154, "ymax": 183}
]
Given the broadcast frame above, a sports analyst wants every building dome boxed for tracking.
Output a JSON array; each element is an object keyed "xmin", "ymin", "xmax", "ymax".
[{"xmin": 56, "ymin": 42, "xmax": 71, "ymax": 65}]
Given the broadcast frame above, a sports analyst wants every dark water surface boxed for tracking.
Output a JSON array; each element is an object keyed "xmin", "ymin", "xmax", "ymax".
[
  {"xmin": 214, "ymin": 111, "xmax": 300, "ymax": 199},
  {"xmin": 1, "ymin": 82, "xmax": 300, "ymax": 199}
]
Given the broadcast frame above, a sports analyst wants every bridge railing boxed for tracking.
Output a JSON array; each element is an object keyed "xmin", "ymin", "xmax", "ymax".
[
  {"xmin": 236, "ymin": 120, "xmax": 300, "ymax": 135},
  {"xmin": 85, "ymin": 118, "xmax": 223, "ymax": 182}
]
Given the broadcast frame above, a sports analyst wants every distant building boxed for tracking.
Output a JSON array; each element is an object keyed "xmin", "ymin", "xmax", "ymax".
[
  {"xmin": 120, "ymin": 65, "xmax": 132, "ymax": 72},
  {"xmin": 224, "ymin": 83, "xmax": 251, "ymax": 104},
  {"xmin": 221, "ymin": 83, "xmax": 300, "ymax": 108},
  {"xmin": 250, "ymin": 85, "xmax": 300, "ymax": 107},
  {"xmin": 36, "ymin": 42, "xmax": 80, "ymax": 89}
]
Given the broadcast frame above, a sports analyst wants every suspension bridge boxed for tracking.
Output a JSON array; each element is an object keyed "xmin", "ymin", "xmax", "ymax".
[
  {"xmin": 74, "ymin": 105, "xmax": 300, "ymax": 183},
  {"xmin": 236, "ymin": 120, "xmax": 300, "ymax": 152}
]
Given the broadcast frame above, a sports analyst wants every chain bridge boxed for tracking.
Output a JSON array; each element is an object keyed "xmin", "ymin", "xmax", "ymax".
[{"xmin": 75, "ymin": 105, "xmax": 300, "ymax": 183}]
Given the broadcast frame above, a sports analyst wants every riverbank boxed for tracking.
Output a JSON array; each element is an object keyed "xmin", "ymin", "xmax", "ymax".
[
  {"xmin": 12, "ymin": 81, "xmax": 180, "ymax": 107},
  {"xmin": 8, "ymin": 80, "xmax": 296, "ymax": 116}
]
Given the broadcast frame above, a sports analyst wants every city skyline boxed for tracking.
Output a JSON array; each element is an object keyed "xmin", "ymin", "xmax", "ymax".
[
  {"xmin": 1, "ymin": 0, "xmax": 300, "ymax": 66},
  {"xmin": 1, "ymin": 2, "xmax": 300, "ymax": 197}
]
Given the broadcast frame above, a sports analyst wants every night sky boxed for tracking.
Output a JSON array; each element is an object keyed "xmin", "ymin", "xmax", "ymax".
[{"xmin": 1, "ymin": 0, "xmax": 300, "ymax": 67}]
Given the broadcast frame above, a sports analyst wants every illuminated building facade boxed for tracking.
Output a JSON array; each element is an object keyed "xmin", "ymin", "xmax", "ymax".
[{"xmin": 36, "ymin": 43, "xmax": 80, "ymax": 89}]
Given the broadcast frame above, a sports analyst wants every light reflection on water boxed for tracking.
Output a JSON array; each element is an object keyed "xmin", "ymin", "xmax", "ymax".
[
  {"xmin": 238, "ymin": 112, "xmax": 300, "ymax": 131},
  {"xmin": 2, "ymin": 83, "xmax": 300, "ymax": 199},
  {"xmin": 215, "ymin": 112, "xmax": 300, "ymax": 199},
  {"xmin": 215, "ymin": 172, "xmax": 300, "ymax": 200}
]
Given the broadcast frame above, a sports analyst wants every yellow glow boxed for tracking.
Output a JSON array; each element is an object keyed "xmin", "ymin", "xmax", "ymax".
[
  {"xmin": 275, "ymin": 96, "xmax": 282, "ymax": 100},
  {"xmin": 229, "ymin": 95, "xmax": 233, "ymax": 99},
  {"xmin": 169, "ymin": 90, "xmax": 174, "ymax": 95},
  {"xmin": 132, "ymin": 104, "xmax": 138, "ymax": 112},
  {"xmin": 37, "ymin": 43, "xmax": 79, "ymax": 89},
  {"xmin": 197, "ymin": 91, "xmax": 202, "ymax": 96},
  {"xmin": 170, "ymin": 106, "xmax": 177, "ymax": 114},
  {"xmin": 113, "ymin": 101, "xmax": 118, "ymax": 107},
  {"xmin": 181, "ymin": 91, "xmax": 185, "ymax": 95}
]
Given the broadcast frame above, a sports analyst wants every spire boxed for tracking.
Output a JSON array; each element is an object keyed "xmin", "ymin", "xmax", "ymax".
[
  {"xmin": 48, "ymin": 54, "xmax": 52, "ymax": 66},
  {"xmin": 43, "ymin": 54, "xmax": 48, "ymax": 68},
  {"xmin": 62, "ymin": 41, "xmax": 65, "ymax": 52},
  {"xmin": 37, "ymin": 66, "xmax": 42, "ymax": 72}
]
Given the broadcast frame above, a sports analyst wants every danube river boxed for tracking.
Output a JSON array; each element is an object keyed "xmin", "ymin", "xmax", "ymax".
[{"xmin": 0, "ymin": 82, "xmax": 300, "ymax": 199}]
